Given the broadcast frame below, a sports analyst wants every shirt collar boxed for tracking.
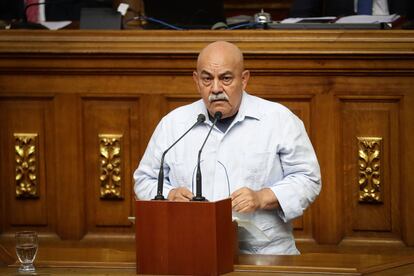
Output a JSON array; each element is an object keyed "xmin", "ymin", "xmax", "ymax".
[
  {"xmin": 236, "ymin": 91, "xmax": 262, "ymax": 122},
  {"xmin": 195, "ymin": 91, "xmax": 262, "ymax": 125}
]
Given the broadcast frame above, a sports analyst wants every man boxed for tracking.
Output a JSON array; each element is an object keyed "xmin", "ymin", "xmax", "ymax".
[
  {"xmin": 289, "ymin": 0, "xmax": 407, "ymax": 17},
  {"xmin": 134, "ymin": 41, "xmax": 321, "ymax": 255}
]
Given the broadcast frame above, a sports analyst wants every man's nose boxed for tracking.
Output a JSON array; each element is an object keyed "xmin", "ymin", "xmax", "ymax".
[{"xmin": 211, "ymin": 78, "xmax": 222, "ymax": 93}]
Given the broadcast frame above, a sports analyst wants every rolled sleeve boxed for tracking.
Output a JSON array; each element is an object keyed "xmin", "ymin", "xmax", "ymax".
[
  {"xmin": 270, "ymin": 183, "xmax": 303, "ymax": 222},
  {"xmin": 270, "ymin": 112, "xmax": 321, "ymax": 222}
]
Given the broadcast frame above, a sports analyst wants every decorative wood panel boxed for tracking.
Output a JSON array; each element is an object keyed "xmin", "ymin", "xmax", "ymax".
[
  {"xmin": 340, "ymin": 98, "xmax": 400, "ymax": 238},
  {"xmin": 0, "ymin": 98, "xmax": 54, "ymax": 229},
  {"xmin": 99, "ymin": 134, "xmax": 123, "ymax": 200},
  {"xmin": 82, "ymin": 98, "xmax": 140, "ymax": 230},
  {"xmin": 357, "ymin": 137, "xmax": 382, "ymax": 203},
  {"xmin": 14, "ymin": 133, "xmax": 39, "ymax": 199}
]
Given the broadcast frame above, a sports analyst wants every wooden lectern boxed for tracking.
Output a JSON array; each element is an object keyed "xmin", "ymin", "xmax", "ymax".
[{"xmin": 135, "ymin": 198, "xmax": 234, "ymax": 275}]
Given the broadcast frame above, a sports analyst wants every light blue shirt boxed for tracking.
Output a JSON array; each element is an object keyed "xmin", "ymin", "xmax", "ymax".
[{"xmin": 134, "ymin": 92, "xmax": 321, "ymax": 255}]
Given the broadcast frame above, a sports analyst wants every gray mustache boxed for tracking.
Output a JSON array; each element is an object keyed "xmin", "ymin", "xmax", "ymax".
[{"xmin": 208, "ymin": 93, "xmax": 229, "ymax": 102}]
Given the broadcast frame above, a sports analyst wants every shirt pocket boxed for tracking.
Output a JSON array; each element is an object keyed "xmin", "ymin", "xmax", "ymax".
[{"xmin": 242, "ymin": 151, "xmax": 273, "ymax": 190}]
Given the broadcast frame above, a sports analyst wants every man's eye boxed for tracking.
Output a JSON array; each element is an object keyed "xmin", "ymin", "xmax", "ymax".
[
  {"xmin": 202, "ymin": 77, "xmax": 212, "ymax": 83},
  {"xmin": 222, "ymin": 76, "xmax": 233, "ymax": 83}
]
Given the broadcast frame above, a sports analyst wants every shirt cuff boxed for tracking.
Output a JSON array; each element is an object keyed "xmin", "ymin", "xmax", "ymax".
[{"xmin": 270, "ymin": 184, "xmax": 303, "ymax": 222}]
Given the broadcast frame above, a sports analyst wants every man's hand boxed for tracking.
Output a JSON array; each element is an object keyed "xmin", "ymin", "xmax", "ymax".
[
  {"xmin": 231, "ymin": 187, "xmax": 279, "ymax": 213},
  {"xmin": 167, "ymin": 187, "xmax": 194, "ymax": 201}
]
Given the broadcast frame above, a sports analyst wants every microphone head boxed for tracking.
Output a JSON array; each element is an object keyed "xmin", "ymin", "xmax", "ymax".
[
  {"xmin": 214, "ymin": 111, "xmax": 223, "ymax": 120},
  {"xmin": 197, "ymin": 114, "xmax": 206, "ymax": 123}
]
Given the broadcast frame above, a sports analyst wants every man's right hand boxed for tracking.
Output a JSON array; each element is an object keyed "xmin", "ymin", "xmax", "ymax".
[{"xmin": 167, "ymin": 187, "xmax": 194, "ymax": 201}]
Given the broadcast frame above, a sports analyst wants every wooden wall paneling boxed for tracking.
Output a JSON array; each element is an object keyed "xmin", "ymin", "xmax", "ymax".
[
  {"xmin": 312, "ymin": 91, "xmax": 343, "ymax": 244},
  {"xmin": 402, "ymin": 92, "xmax": 414, "ymax": 246},
  {"xmin": 340, "ymin": 98, "xmax": 401, "ymax": 240},
  {"xmin": 329, "ymin": 75, "xmax": 413, "ymax": 245},
  {"xmin": 1, "ymin": 30, "xmax": 414, "ymax": 258},
  {"xmin": 54, "ymin": 94, "xmax": 85, "ymax": 240},
  {"xmin": 0, "ymin": 99, "xmax": 7, "ymax": 234},
  {"xmin": 165, "ymin": 95, "xmax": 200, "ymax": 114},
  {"xmin": 0, "ymin": 104, "xmax": 3, "ymax": 234},
  {"xmin": 0, "ymin": 97, "xmax": 55, "ymax": 231},
  {"xmin": 82, "ymin": 97, "xmax": 139, "ymax": 232},
  {"xmin": 134, "ymin": 74, "xmax": 199, "ymax": 147},
  {"xmin": 1, "ymin": 30, "xmax": 414, "ymax": 57},
  {"xmin": 139, "ymin": 94, "xmax": 164, "ymax": 153}
]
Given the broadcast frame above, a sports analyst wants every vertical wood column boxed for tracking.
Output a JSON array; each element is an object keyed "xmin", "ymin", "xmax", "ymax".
[
  {"xmin": 54, "ymin": 94, "xmax": 85, "ymax": 240},
  {"xmin": 312, "ymin": 92, "xmax": 343, "ymax": 244},
  {"xmin": 403, "ymin": 92, "xmax": 414, "ymax": 246}
]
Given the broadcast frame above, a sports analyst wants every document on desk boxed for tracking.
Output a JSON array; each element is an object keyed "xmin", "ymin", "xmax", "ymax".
[
  {"xmin": 281, "ymin": 17, "xmax": 336, "ymax": 24},
  {"xmin": 40, "ymin": 21, "xmax": 72, "ymax": 30},
  {"xmin": 335, "ymin": 14, "xmax": 400, "ymax": 24},
  {"xmin": 232, "ymin": 215, "xmax": 270, "ymax": 242}
]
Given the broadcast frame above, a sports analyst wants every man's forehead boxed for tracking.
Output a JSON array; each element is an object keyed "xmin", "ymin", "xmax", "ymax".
[
  {"xmin": 197, "ymin": 54, "xmax": 243, "ymax": 75},
  {"xmin": 197, "ymin": 58, "xmax": 238, "ymax": 74},
  {"xmin": 199, "ymin": 68, "xmax": 233, "ymax": 76},
  {"xmin": 198, "ymin": 57, "xmax": 228, "ymax": 67}
]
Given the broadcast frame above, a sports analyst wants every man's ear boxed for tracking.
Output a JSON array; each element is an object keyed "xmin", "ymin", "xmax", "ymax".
[
  {"xmin": 193, "ymin": 71, "xmax": 199, "ymax": 86},
  {"xmin": 241, "ymin": 70, "xmax": 250, "ymax": 90}
]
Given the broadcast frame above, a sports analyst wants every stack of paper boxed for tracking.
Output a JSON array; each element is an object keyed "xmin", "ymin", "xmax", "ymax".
[
  {"xmin": 40, "ymin": 21, "xmax": 72, "ymax": 30},
  {"xmin": 281, "ymin": 17, "xmax": 336, "ymax": 24},
  {"xmin": 335, "ymin": 14, "xmax": 400, "ymax": 24}
]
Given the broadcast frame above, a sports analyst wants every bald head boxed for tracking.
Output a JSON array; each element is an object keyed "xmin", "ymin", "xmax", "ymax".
[
  {"xmin": 197, "ymin": 41, "xmax": 244, "ymax": 73},
  {"xmin": 193, "ymin": 41, "xmax": 250, "ymax": 119}
]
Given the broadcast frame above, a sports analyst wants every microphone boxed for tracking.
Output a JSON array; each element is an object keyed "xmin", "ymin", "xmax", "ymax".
[
  {"xmin": 153, "ymin": 114, "xmax": 206, "ymax": 200},
  {"xmin": 192, "ymin": 111, "xmax": 222, "ymax": 201},
  {"xmin": 10, "ymin": 1, "xmax": 49, "ymax": 29},
  {"xmin": 12, "ymin": 0, "xmax": 77, "ymax": 29}
]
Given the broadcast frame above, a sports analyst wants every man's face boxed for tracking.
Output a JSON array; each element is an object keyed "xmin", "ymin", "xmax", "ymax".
[{"xmin": 193, "ymin": 49, "xmax": 249, "ymax": 119}]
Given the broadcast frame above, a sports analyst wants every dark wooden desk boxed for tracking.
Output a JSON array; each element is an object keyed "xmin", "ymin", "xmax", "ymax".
[
  {"xmin": 2, "ymin": 235, "xmax": 414, "ymax": 275},
  {"xmin": 1, "ymin": 253, "xmax": 414, "ymax": 275}
]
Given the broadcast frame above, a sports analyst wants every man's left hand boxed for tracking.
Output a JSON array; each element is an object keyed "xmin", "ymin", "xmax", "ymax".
[{"xmin": 231, "ymin": 187, "xmax": 279, "ymax": 213}]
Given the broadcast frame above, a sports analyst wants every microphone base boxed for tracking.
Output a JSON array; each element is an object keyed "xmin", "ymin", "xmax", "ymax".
[
  {"xmin": 191, "ymin": 195, "xmax": 207, "ymax": 202},
  {"xmin": 153, "ymin": 195, "xmax": 166, "ymax": 200}
]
